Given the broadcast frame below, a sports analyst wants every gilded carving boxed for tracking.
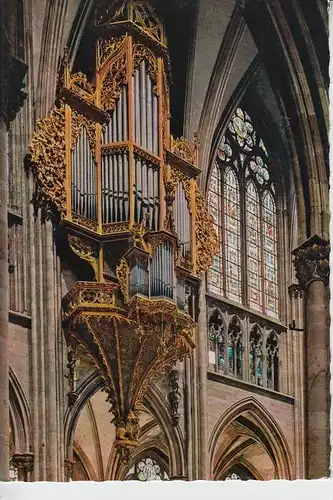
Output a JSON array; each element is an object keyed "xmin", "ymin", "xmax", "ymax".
[
  {"xmin": 98, "ymin": 36, "xmax": 127, "ymax": 68},
  {"xmin": 172, "ymin": 136, "xmax": 197, "ymax": 165},
  {"xmin": 116, "ymin": 258, "xmax": 130, "ymax": 303},
  {"xmin": 195, "ymin": 185, "xmax": 219, "ymax": 275},
  {"xmin": 132, "ymin": 1, "xmax": 164, "ymax": 44},
  {"xmin": 102, "ymin": 222, "xmax": 131, "ymax": 234},
  {"xmin": 62, "ymin": 281, "xmax": 119, "ymax": 319},
  {"xmin": 96, "ymin": 0, "xmax": 127, "ymax": 26},
  {"xmin": 29, "ymin": 105, "xmax": 66, "ymax": 219},
  {"xmin": 68, "ymin": 235, "xmax": 99, "ymax": 278},
  {"xmin": 68, "ymin": 72, "xmax": 96, "ymax": 102},
  {"xmin": 133, "ymin": 144, "xmax": 160, "ymax": 165},
  {"xmin": 293, "ymin": 234, "xmax": 330, "ymax": 289},
  {"xmin": 71, "ymin": 109, "xmax": 97, "ymax": 162},
  {"xmin": 71, "ymin": 214, "xmax": 99, "ymax": 232},
  {"xmin": 101, "ymin": 53, "xmax": 127, "ymax": 112},
  {"xmin": 133, "ymin": 43, "xmax": 158, "ymax": 87}
]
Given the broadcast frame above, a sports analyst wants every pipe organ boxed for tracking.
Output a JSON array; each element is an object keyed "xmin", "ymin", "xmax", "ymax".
[{"xmin": 28, "ymin": 0, "xmax": 218, "ymax": 461}]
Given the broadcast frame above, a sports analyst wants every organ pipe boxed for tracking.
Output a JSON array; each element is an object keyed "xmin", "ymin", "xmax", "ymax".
[{"xmin": 71, "ymin": 128, "xmax": 96, "ymax": 219}]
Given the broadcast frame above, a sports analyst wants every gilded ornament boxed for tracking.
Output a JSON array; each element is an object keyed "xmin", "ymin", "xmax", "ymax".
[
  {"xmin": 68, "ymin": 235, "xmax": 99, "ymax": 278},
  {"xmin": 133, "ymin": 43, "xmax": 158, "ymax": 87},
  {"xmin": 172, "ymin": 136, "xmax": 197, "ymax": 165},
  {"xmin": 101, "ymin": 53, "xmax": 127, "ymax": 112},
  {"xmin": 71, "ymin": 109, "xmax": 97, "ymax": 162},
  {"xmin": 195, "ymin": 186, "xmax": 219, "ymax": 275},
  {"xmin": 68, "ymin": 72, "xmax": 96, "ymax": 102},
  {"xmin": 71, "ymin": 214, "xmax": 99, "ymax": 232},
  {"xmin": 28, "ymin": 105, "xmax": 66, "ymax": 220},
  {"xmin": 116, "ymin": 258, "xmax": 130, "ymax": 303},
  {"xmin": 98, "ymin": 36, "xmax": 127, "ymax": 68},
  {"xmin": 102, "ymin": 222, "xmax": 131, "ymax": 234}
]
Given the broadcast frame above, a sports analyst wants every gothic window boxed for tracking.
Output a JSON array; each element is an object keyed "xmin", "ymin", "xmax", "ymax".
[
  {"xmin": 208, "ymin": 309, "xmax": 225, "ymax": 372},
  {"xmin": 266, "ymin": 331, "xmax": 279, "ymax": 391},
  {"xmin": 207, "ymin": 107, "xmax": 279, "ymax": 319},
  {"xmin": 126, "ymin": 456, "xmax": 168, "ymax": 481},
  {"xmin": 249, "ymin": 326, "xmax": 263, "ymax": 387},
  {"xmin": 227, "ymin": 316, "xmax": 243, "ymax": 379}
]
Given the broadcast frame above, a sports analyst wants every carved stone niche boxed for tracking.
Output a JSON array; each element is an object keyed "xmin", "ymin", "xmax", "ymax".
[{"xmin": 292, "ymin": 234, "xmax": 330, "ymax": 290}]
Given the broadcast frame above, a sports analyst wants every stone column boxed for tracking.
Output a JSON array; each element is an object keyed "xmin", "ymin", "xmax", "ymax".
[
  {"xmin": 0, "ymin": 4, "xmax": 27, "ymax": 480},
  {"xmin": 197, "ymin": 283, "xmax": 209, "ymax": 479},
  {"xmin": 293, "ymin": 234, "xmax": 330, "ymax": 478}
]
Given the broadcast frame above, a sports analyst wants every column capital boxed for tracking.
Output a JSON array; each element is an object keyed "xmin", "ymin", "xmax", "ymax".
[
  {"xmin": 10, "ymin": 452, "xmax": 34, "ymax": 480},
  {"xmin": 64, "ymin": 459, "xmax": 75, "ymax": 481},
  {"xmin": 292, "ymin": 234, "xmax": 330, "ymax": 289}
]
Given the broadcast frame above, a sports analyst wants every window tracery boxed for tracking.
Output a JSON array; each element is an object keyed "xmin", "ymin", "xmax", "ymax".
[
  {"xmin": 207, "ymin": 107, "xmax": 279, "ymax": 319},
  {"xmin": 125, "ymin": 456, "xmax": 168, "ymax": 481}
]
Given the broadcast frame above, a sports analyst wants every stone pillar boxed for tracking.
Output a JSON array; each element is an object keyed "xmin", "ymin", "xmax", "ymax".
[
  {"xmin": 197, "ymin": 283, "xmax": 209, "ymax": 479},
  {"xmin": 0, "ymin": 2, "xmax": 27, "ymax": 480},
  {"xmin": 293, "ymin": 234, "xmax": 330, "ymax": 478},
  {"xmin": 10, "ymin": 453, "xmax": 34, "ymax": 482}
]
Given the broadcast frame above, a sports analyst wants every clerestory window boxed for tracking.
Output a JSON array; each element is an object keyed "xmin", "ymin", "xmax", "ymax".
[{"xmin": 207, "ymin": 108, "xmax": 279, "ymax": 319}]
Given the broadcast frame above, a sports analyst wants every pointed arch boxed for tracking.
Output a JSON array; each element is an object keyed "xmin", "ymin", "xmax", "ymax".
[
  {"xmin": 209, "ymin": 396, "xmax": 293, "ymax": 479},
  {"xmin": 9, "ymin": 367, "xmax": 32, "ymax": 454},
  {"xmin": 65, "ymin": 372, "xmax": 185, "ymax": 480}
]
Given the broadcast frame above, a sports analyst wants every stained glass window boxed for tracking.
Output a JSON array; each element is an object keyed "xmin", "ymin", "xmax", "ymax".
[
  {"xmin": 125, "ymin": 457, "xmax": 168, "ymax": 481},
  {"xmin": 207, "ymin": 163, "xmax": 223, "ymax": 295},
  {"xmin": 246, "ymin": 182, "xmax": 262, "ymax": 311},
  {"xmin": 224, "ymin": 168, "xmax": 241, "ymax": 303},
  {"xmin": 207, "ymin": 107, "xmax": 279, "ymax": 318},
  {"xmin": 262, "ymin": 191, "xmax": 278, "ymax": 317}
]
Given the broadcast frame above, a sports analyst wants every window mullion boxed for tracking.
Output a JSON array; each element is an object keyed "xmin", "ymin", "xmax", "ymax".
[
  {"xmin": 259, "ymin": 191, "xmax": 265, "ymax": 314},
  {"xmin": 220, "ymin": 164, "xmax": 227, "ymax": 298},
  {"xmin": 241, "ymin": 172, "xmax": 248, "ymax": 307}
]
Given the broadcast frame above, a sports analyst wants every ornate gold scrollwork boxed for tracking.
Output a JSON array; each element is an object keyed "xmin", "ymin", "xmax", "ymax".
[
  {"xmin": 195, "ymin": 185, "xmax": 219, "ymax": 275},
  {"xmin": 98, "ymin": 35, "xmax": 127, "ymax": 68},
  {"xmin": 71, "ymin": 214, "xmax": 99, "ymax": 232},
  {"xmin": 62, "ymin": 281, "xmax": 119, "ymax": 319},
  {"xmin": 96, "ymin": 0, "xmax": 127, "ymax": 26},
  {"xmin": 101, "ymin": 52, "xmax": 128, "ymax": 112},
  {"xmin": 29, "ymin": 105, "xmax": 66, "ymax": 219},
  {"xmin": 71, "ymin": 109, "xmax": 97, "ymax": 162},
  {"xmin": 102, "ymin": 221, "xmax": 131, "ymax": 234},
  {"xmin": 68, "ymin": 72, "xmax": 96, "ymax": 102},
  {"xmin": 68, "ymin": 235, "xmax": 99, "ymax": 278},
  {"xmin": 132, "ymin": 1, "xmax": 165, "ymax": 44},
  {"xmin": 171, "ymin": 136, "xmax": 197, "ymax": 165},
  {"xmin": 116, "ymin": 258, "xmax": 130, "ymax": 303},
  {"xmin": 133, "ymin": 43, "xmax": 158, "ymax": 87}
]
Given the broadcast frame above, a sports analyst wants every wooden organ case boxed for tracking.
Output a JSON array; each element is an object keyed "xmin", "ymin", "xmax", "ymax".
[{"xmin": 29, "ymin": 0, "xmax": 218, "ymax": 461}]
